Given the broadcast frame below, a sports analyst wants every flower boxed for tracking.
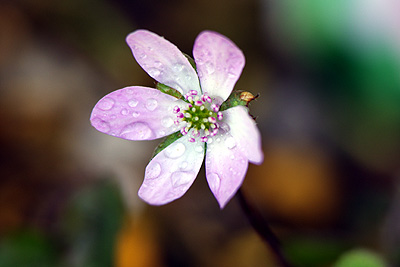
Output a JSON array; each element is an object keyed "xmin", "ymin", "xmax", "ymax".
[{"xmin": 90, "ymin": 29, "xmax": 263, "ymax": 208}]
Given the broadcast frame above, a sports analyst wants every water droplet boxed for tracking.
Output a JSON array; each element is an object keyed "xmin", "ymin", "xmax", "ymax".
[
  {"xmin": 173, "ymin": 63, "xmax": 184, "ymax": 72},
  {"xmin": 145, "ymin": 98, "xmax": 158, "ymax": 111},
  {"xmin": 207, "ymin": 138, "xmax": 213, "ymax": 144},
  {"xmin": 97, "ymin": 97, "xmax": 115, "ymax": 111},
  {"xmin": 128, "ymin": 99, "xmax": 138, "ymax": 107},
  {"xmin": 208, "ymin": 173, "xmax": 221, "ymax": 192},
  {"xmin": 230, "ymin": 154, "xmax": 235, "ymax": 160},
  {"xmin": 154, "ymin": 61, "xmax": 163, "ymax": 68},
  {"xmin": 161, "ymin": 116, "xmax": 174, "ymax": 128},
  {"xmin": 148, "ymin": 68, "xmax": 161, "ymax": 77},
  {"xmin": 121, "ymin": 108, "xmax": 129, "ymax": 115},
  {"xmin": 225, "ymin": 136, "xmax": 236, "ymax": 149},
  {"xmin": 204, "ymin": 62, "xmax": 215, "ymax": 74},
  {"xmin": 179, "ymin": 161, "xmax": 188, "ymax": 170},
  {"xmin": 146, "ymin": 162, "xmax": 161, "ymax": 179},
  {"xmin": 195, "ymin": 145, "xmax": 204, "ymax": 153},
  {"xmin": 92, "ymin": 117, "xmax": 111, "ymax": 133},
  {"xmin": 132, "ymin": 112, "xmax": 140, "ymax": 118},
  {"xmin": 170, "ymin": 171, "xmax": 193, "ymax": 188},
  {"xmin": 164, "ymin": 142, "xmax": 186, "ymax": 159},
  {"xmin": 120, "ymin": 122, "xmax": 153, "ymax": 140}
]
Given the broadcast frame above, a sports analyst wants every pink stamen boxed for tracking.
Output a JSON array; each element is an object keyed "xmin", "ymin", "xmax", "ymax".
[
  {"xmin": 200, "ymin": 136, "xmax": 208, "ymax": 142},
  {"xmin": 189, "ymin": 90, "xmax": 198, "ymax": 95},
  {"xmin": 177, "ymin": 113, "xmax": 184, "ymax": 119},
  {"xmin": 188, "ymin": 137, "xmax": 195, "ymax": 143},
  {"xmin": 173, "ymin": 106, "xmax": 180, "ymax": 113},
  {"xmin": 217, "ymin": 111, "xmax": 223, "ymax": 120},
  {"xmin": 208, "ymin": 117, "xmax": 216, "ymax": 123},
  {"xmin": 180, "ymin": 128, "xmax": 188, "ymax": 135},
  {"xmin": 211, "ymin": 104, "xmax": 219, "ymax": 112},
  {"xmin": 195, "ymin": 100, "xmax": 203, "ymax": 106},
  {"xmin": 201, "ymin": 94, "xmax": 212, "ymax": 103}
]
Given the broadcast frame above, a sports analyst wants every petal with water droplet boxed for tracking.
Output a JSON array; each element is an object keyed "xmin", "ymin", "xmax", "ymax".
[
  {"xmin": 90, "ymin": 86, "xmax": 186, "ymax": 140},
  {"xmin": 223, "ymin": 106, "xmax": 263, "ymax": 164},
  {"xmin": 138, "ymin": 135, "xmax": 205, "ymax": 205},
  {"xmin": 126, "ymin": 30, "xmax": 201, "ymax": 95},
  {"xmin": 193, "ymin": 31, "xmax": 245, "ymax": 101},
  {"xmin": 205, "ymin": 132, "xmax": 248, "ymax": 208}
]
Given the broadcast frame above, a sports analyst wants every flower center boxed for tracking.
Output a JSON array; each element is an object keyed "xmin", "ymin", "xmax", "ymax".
[{"xmin": 174, "ymin": 90, "xmax": 223, "ymax": 143}]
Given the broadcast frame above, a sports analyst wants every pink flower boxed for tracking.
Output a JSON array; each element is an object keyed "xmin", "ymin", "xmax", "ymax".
[{"xmin": 90, "ymin": 30, "xmax": 263, "ymax": 208}]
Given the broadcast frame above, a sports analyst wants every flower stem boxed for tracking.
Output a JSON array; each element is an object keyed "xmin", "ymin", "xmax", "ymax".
[{"xmin": 237, "ymin": 189, "xmax": 293, "ymax": 267}]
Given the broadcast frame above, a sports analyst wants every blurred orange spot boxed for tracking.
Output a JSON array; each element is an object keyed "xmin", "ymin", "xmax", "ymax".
[
  {"xmin": 244, "ymin": 143, "xmax": 341, "ymax": 225},
  {"xmin": 115, "ymin": 216, "xmax": 160, "ymax": 267}
]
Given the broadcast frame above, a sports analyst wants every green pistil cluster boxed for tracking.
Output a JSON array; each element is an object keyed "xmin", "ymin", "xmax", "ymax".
[{"xmin": 173, "ymin": 90, "xmax": 223, "ymax": 143}]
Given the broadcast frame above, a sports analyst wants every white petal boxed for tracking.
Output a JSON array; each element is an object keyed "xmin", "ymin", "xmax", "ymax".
[
  {"xmin": 126, "ymin": 30, "xmax": 201, "ymax": 95},
  {"xmin": 138, "ymin": 135, "xmax": 205, "ymax": 205},
  {"xmin": 193, "ymin": 31, "xmax": 245, "ymax": 101},
  {"xmin": 90, "ymin": 86, "xmax": 186, "ymax": 140},
  {"xmin": 223, "ymin": 106, "xmax": 263, "ymax": 164},
  {"xmin": 206, "ymin": 133, "xmax": 248, "ymax": 208}
]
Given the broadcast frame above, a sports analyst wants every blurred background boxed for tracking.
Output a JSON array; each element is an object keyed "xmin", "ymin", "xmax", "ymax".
[{"xmin": 1, "ymin": 0, "xmax": 399, "ymax": 266}]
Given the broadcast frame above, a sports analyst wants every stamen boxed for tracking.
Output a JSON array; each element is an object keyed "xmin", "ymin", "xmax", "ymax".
[
  {"xmin": 200, "ymin": 136, "xmax": 208, "ymax": 142},
  {"xmin": 189, "ymin": 90, "xmax": 198, "ymax": 95},
  {"xmin": 217, "ymin": 111, "xmax": 223, "ymax": 120},
  {"xmin": 208, "ymin": 117, "xmax": 216, "ymax": 123},
  {"xmin": 211, "ymin": 104, "xmax": 219, "ymax": 112},
  {"xmin": 173, "ymin": 106, "xmax": 180, "ymax": 113},
  {"xmin": 195, "ymin": 100, "xmax": 203, "ymax": 106},
  {"xmin": 188, "ymin": 137, "xmax": 195, "ymax": 143}
]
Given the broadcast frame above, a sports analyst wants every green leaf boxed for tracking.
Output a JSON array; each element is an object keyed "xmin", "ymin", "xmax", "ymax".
[
  {"xmin": 150, "ymin": 131, "xmax": 183, "ymax": 160},
  {"xmin": 59, "ymin": 180, "xmax": 125, "ymax": 267},
  {"xmin": 0, "ymin": 230, "xmax": 56, "ymax": 267},
  {"xmin": 219, "ymin": 90, "xmax": 257, "ymax": 111},
  {"xmin": 156, "ymin": 83, "xmax": 184, "ymax": 99},
  {"xmin": 183, "ymin": 53, "xmax": 197, "ymax": 71},
  {"xmin": 334, "ymin": 249, "xmax": 387, "ymax": 267}
]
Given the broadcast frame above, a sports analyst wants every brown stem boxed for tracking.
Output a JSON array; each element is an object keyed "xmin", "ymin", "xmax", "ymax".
[{"xmin": 237, "ymin": 189, "xmax": 294, "ymax": 267}]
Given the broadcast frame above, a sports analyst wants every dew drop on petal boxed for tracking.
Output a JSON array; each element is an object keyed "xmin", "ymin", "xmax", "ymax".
[
  {"xmin": 121, "ymin": 108, "xmax": 129, "ymax": 116},
  {"xmin": 173, "ymin": 63, "xmax": 184, "ymax": 72},
  {"xmin": 146, "ymin": 162, "xmax": 161, "ymax": 179},
  {"xmin": 208, "ymin": 173, "xmax": 221, "ymax": 193},
  {"xmin": 92, "ymin": 117, "xmax": 111, "ymax": 133},
  {"xmin": 154, "ymin": 61, "xmax": 163, "ymax": 68},
  {"xmin": 120, "ymin": 122, "xmax": 153, "ymax": 140},
  {"xmin": 225, "ymin": 136, "xmax": 236, "ymax": 149},
  {"xmin": 161, "ymin": 116, "xmax": 174, "ymax": 128},
  {"xmin": 128, "ymin": 99, "xmax": 139, "ymax": 107},
  {"xmin": 98, "ymin": 97, "xmax": 115, "ymax": 111},
  {"xmin": 148, "ymin": 68, "xmax": 161, "ymax": 77},
  {"xmin": 132, "ymin": 111, "xmax": 140, "ymax": 118},
  {"xmin": 170, "ymin": 171, "xmax": 193, "ymax": 188},
  {"xmin": 145, "ymin": 98, "xmax": 158, "ymax": 111},
  {"xmin": 179, "ymin": 161, "xmax": 188, "ymax": 170},
  {"xmin": 205, "ymin": 62, "xmax": 215, "ymax": 74},
  {"xmin": 195, "ymin": 145, "xmax": 204, "ymax": 153},
  {"xmin": 164, "ymin": 142, "xmax": 186, "ymax": 159}
]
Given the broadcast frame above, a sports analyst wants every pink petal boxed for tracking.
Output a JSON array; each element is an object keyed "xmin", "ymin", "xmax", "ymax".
[
  {"xmin": 223, "ymin": 106, "xmax": 263, "ymax": 164},
  {"xmin": 138, "ymin": 135, "xmax": 205, "ymax": 205},
  {"xmin": 90, "ymin": 86, "xmax": 186, "ymax": 140},
  {"xmin": 126, "ymin": 30, "xmax": 201, "ymax": 95},
  {"xmin": 193, "ymin": 31, "xmax": 245, "ymax": 101},
  {"xmin": 205, "ymin": 133, "xmax": 249, "ymax": 208}
]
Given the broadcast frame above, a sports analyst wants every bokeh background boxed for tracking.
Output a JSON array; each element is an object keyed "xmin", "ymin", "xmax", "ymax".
[{"xmin": 1, "ymin": 0, "xmax": 399, "ymax": 266}]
